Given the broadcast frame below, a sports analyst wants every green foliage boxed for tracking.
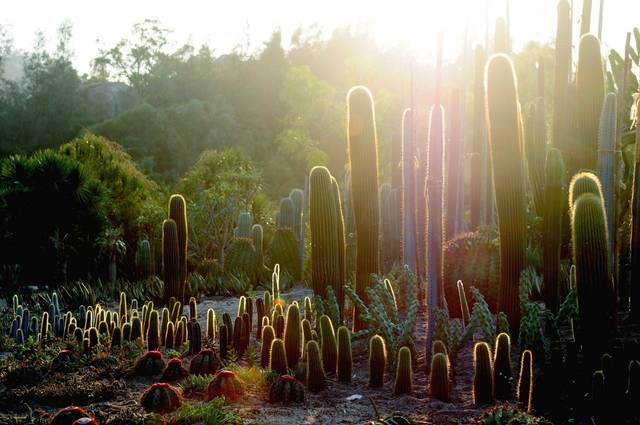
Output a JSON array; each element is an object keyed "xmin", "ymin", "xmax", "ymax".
[
  {"xmin": 179, "ymin": 374, "xmax": 214, "ymax": 397},
  {"xmin": 478, "ymin": 405, "xmax": 552, "ymax": 425},
  {"xmin": 174, "ymin": 397, "xmax": 243, "ymax": 424}
]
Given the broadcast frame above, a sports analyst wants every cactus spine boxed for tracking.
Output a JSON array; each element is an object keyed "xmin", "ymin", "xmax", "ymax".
[
  {"xmin": 517, "ymin": 349, "xmax": 533, "ymax": 412},
  {"xmin": 261, "ymin": 325, "xmax": 276, "ymax": 368},
  {"xmin": 429, "ymin": 352, "xmax": 450, "ymax": 401},
  {"xmin": 485, "ymin": 54, "xmax": 526, "ymax": 332},
  {"xmin": 347, "ymin": 86, "xmax": 380, "ymax": 331},
  {"xmin": 336, "ymin": 326, "xmax": 352, "ymax": 383},
  {"xmin": 473, "ymin": 342, "xmax": 494, "ymax": 405},
  {"xmin": 168, "ymin": 194, "xmax": 188, "ymax": 302},
  {"xmin": 305, "ymin": 340, "xmax": 327, "ymax": 392},
  {"xmin": 394, "ymin": 346, "xmax": 413, "ymax": 395},
  {"xmin": 542, "ymin": 148, "xmax": 566, "ymax": 312},
  {"xmin": 369, "ymin": 335, "xmax": 386, "ymax": 388},
  {"xmin": 571, "ymin": 193, "xmax": 616, "ymax": 368}
]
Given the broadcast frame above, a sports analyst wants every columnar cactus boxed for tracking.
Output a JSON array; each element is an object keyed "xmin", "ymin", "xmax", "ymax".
[
  {"xmin": 219, "ymin": 324, "xmax": 228, "ymax": 360},
  {"xmin": 485, "ymin": 54, "xmax": 526, "ymax": 332},
  {"xmin": 432, "ymin": 340, "xmax": 448, "ymax": 357},
  {"xmin": 426, "ymin": 103, "xmax": 446, "ymax": 362},
  {"xmin": 337, "ymin": 326, "xmax": 352, "ymax": 383},
  {"xmin": 542, "ymin": 148, "xmax": 566, "ymax": 312},
  {"xmin": 471, "ymin": 46, "xmax": 487, "ymax": 229},
  {"xmin": 207, "ymin": 308, "xmax": 216, "ymax": 341},
  {"xmin": 597, "ymin": 92, "xmax": 617, "ymax": 267},
  {"xmin": 119, "ymin": 292, "xmax": 127, "ymax": 325},
  {"xmin": 189, "ymin": 349, "xmax": 220, "ymax": 376},
  {"xmin": 517, "ymin": 349, "xmax": 533, "ymax": 412},
  {"xmin": 168, "ymin": 194, "xmax": 188, "ymax": 302},
  {"xmin": 309, "ymin": 166, "xmax": 343, "ymax": 306},
  {"xmin": 369, "ymin": 335, "xmax": 386, "ymax": 388},
  {"xmin": 305, "ymin": 340, "xmax": 327, "ymax": 392},
  {"xmin": 256, "ymin": 298, "xmax": 265, "ymax": 340},
  {"xmin": 161, "ymin": 357, "xmax": 189, "ymax": 382},
  {"xmin": 146, "ymin": 310, "xmax": 160, "ymax": 351},
  {"xmin": 187, "ymin": 319, "xmax": 202, "ymax": 356},
  {"xmin": 445, "ymin": 87, "xmax": 465, "ymax": 240},
  {"xmin": 319, "ymin": 315, "xmax": 337, "ymax": 375},
  {"xmin": 137, "ymin": 239, "xmax": 153, "ymax": 279},
  {"xmin": 159, "ymin": 308, "xmax": 169, "ymax": 346},
  {"xmin": 236, "ymin": 212, "xmax": 253, "ymax": 238},
  {"xmin": 140, "ymin": 382, "xmax": 183, "ymax": 414},
  {"xmin": 591, "ymin": 369, "xmax": 606, "ymax": 420},
  {"xmin": 331, "ymin": 176, "xmax": 347, "ymax": 312},
  {"xmin": 261, "ymin": 325, "xmax": 276, "ymax": 368},
  {"xmin": 284, "ymin": 304, "xmax": 302, "ymax": 367},
  {"xmin": 233, "ymin": 316, "xmax": 244, "ymax": 355},
  {"xmin": 189, "ymin": 296, "xmax": 197, "ymax": 321},
  {"xmin": 429, "ymin": 352, "xmax": 450, "ymax": 401},
  {"xmin": 162, "ymin": 219, "xmax": 181, "ymax": 304},
  {"xmin": 270, "ymin": 226, "xmax": 301, "ymax": 281},
  {"xmin": 457, "ymin": 280, "xmax": 471, "ymax": 326},
  {"xmin": 524, "ymin": 99, "xmax": 547, "ymax": 216},
  {"xmin": 225, "ymin": 237, "xmax": 258, "ymax": 282},
  {"xmin": 473, "ymin": 342, "xmax": 494, "ymax": 405},
  {"xmin": 207, "ymin": 370, "xmax": 244, "ymax": 403},
  {"xmin": 493, "ymin": 333, "xmax": 512, "ymax": 400},
  {"xmin": 134, "ymin": 350, "xmax": 165, "ymax": 376},
  {"xmin": 270, "ymin": 338, "xmax": 288, "ymax": 375},
  {"xmin": 571, "ymin": 192, "xmax": 616, "ymax": 368},
  {"xmin": 553, "ymin": 1, "xmax": 572, "ymax": 151},
  {"xmin": 164, "ymin": 322, "xmax": 175, "ymax": 350},
  {"xmin": 174, "ymin": 320, "xmax": 185, "ymax": 347},
  {"xmin": 269, "ymin": 374, "xmax": 305, "ymax": 404},
  {"xmin": 401, "ymin": 108, "xmax": 418, "ymax": 273},
  {"xmin": 347, "ymin": 86, "xmax": 380, "ymax": 331},
  {"xmin": 394, "ymin": 346, "xmax": 413, "ymax": 395},
  {"xmin": 494, "ymin": 18, "xmax": 508, "ymax": 53},
  {"xmin": 575, "ymin": 34, "xmax": 605, "ymax": 173},
  {"xmin": 569, "ymin": 172, "xmax": 603, "ymax": 208}
]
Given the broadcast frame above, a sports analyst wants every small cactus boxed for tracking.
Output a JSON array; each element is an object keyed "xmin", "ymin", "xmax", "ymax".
[
  {"xmin": 164, "ymin": 321, "xmax": 175, "ymax": 350},
  {"xmin": 207, "ymin": 308, "xmax": 216, "ymax": 340},
  {"xmin": 187, "ymin": 319, "xmax": 202, "ymax": 356},
  {"xmin": 493, "ymin": 333, "xmax": 512, "ymax": 400},
  {"xmin": 140, "ymin": 382, "xmax": 183, "ymax": 414},
  {"xmin": 302, "ymin": 319, "xmax": 313, "ymax": 347},
  {"xmin": 161, "ymin": 357, "xmax": 189, "ymax": 382},
  {"xmin": 270, "ymin": 338, "xmax": 289, "ymax": 375},
  {"xmin": 233, "ymin": 316, "xmax": 246, "ymax": 357},
  {"xmin": 591, "ymin": 369, "xmax": 606, "ymax": 420},
  {"xmin": 457, "ymin": 280, "xmax": 471, "ymax": 326},
  {"xmin": 255, "ymin": 298, "xmax": 265, "ymax": 339},
  {"xmin": 319, "ymin": 315, "xmax": 337, "ymax": 375},
  {"xmin": 284, "ymin": 304, "xmax": 302, "ymax": 367},
  {"xmin": 189, "ymin": 349, "xmax": 221, "ymax": 376},
  {"xmin": 219, "ymin": 324, "xmax": 229, "ymax": 360},
  {"xmin": 337, "ymin": 326, "xmax": 352, "ymax": 383},
  {"xmin": 49, "ymin": 406, "xmax": 92, "ymax": 425},
  {"xmin": 305, "ymin": 340, "xmax": 327, "ymax": 392},
  {"xmin": 269, "ymin": 374, "xmax": 305, "ymax": 403},
  {"xmin": 429, "ymin": 352, "xmax": 450, "ymax": 401},
  {"xmin": 274, "ymin": 314, "xmax": 285, "ymax": 339},
  {"xmin": 189, "ymin": 296, "xmax": 198, "ymax": 320},
  {"xmin": 261, "ymin": 325, "xmax": 276, "ymax": 368},
  {"xmin": 394, "ymin": 346, "xmax": 413, "ymax": 395},
  {"xmin": 160, "ymin": 307, "xmax": 169, "ymax": 346},
  {"xmin": 369, "ymin": 335, "xmax": 386, "ymax": 388},
  {"xmin": 146, "ymin": 310, "xmax": 160, "ymax": 351},
  {"xmin": 473, "ymin": 342, "xmax": 494, "ymax": 405},
  {"xmin": 207, "ymin": 370, "xmax": 244, "ymax": 403},
  {"xmin": 627, "ymin": 360, "xmax": 639, "ymax": 405},
  {"xmin": 516, "ymin": 349, "xmax": 533, "ymax": 412},
  {"xmin": 174, "ymin": 320, "xmax": 186, "ymax": 347},
  {"xmin": 432, "ymin": 340, "xmax": 448, "ymax": 357},
  {"xmin": 133, "ymin": 350, "xmax": 165, "ymax": 376}
]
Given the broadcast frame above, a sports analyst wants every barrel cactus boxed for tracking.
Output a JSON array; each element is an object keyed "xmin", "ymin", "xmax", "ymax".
[
  {"xmin": 140, "ymin": 382, "xmax": 183, "ymax": 414},
  {"xmin": 133, "ymin": 350, "xmax": 165, "ymax": 376},
  {"xmin": 161, "ymin": 357, "xmax": 189, "ymax": 382},
  {"xmin": 207, "ymin": 370, "xmax": 244, "ymax": 403},
  {"xmin": 49, "ymin": 406, "xmax": 92, "ymax": 425},
  {"xmin": 268, "ymin": 374, "xmax": 305, "ymax": 404},
  {"xmin": 189, "ymin": 349, "xmax": 220, "ymax": 376}
]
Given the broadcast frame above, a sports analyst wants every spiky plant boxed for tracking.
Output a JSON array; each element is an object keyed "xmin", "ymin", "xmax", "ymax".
[
  {"xmin": 187, "ymin": 319, "xmax": 202, "ymax": 356},
  {"xmin": 207, "ymin": 308, "xmax": 216, "ymax": 341},
  {"xmin": 134, "ymin": 350, "xmax": 165, "ymax": 376},
  {"xmin": 261, "ymin": 325, "xmax": 276, "ymax": 368},
  {"xmin": 140, "ymin": 382, "xmax": 183, "ymax": 414},
  {"xmin": 493, "ymin": 333, "xmax": 512, "ymax": 400},
  {"xmin": 305, "ymin": 340, "xmax": 327, "ymax": 392},
  {"xmin": 269, "ymin": 338, "xmax": 288, "ymax": 375},
  {"xmin": 168, "ymin": 194, "xmax": 188, "ymax": 302},
  {"xmin": 48, "ymin": 406, "xmax": 92, "ymax": 425},
  {"xmin": 319, "ymin": 315, "xmax": 337, "ymax": 375},
  {"xmin": 284, "ymin": 304, "xmax": 302, "ymax": 367},
  {"xmin": 161, "ymin": 357, "xmax": 189, "ymax": 383},
  {"xmin": 394, "ymin": 346, "xmax": 413, "ymax": 395},
  {"xmin": 207, "ymin": 370, "xmax": 244, "ymax": 403},
  {"xmin": 429, "ymin": 352, "xmax": 450, "ymax": 401},
  {"xmin": 162, "ymin": 219, "xmax": 181, "ymax": 304},
  {"xmin": 337, "ymin": 326, "xmax": 352, "ymax": 383},
  {"xmin": 473, "ymin": 342, "xmax": 494, "ymax": 405},
  {"xmin": 219, "ymin": 324, "xmax": 228, "ymax": 360},
  {"xmin": 269, "ymin": 374, "xmax": 305, "ymax": 404},
  {"xmin": 189, "ymin": 349, "xmax": 220, "ymax": 376},
  {"xmin": 516, "ymin": 349, "xmax": 533, "ymax": 412},
  {"xmin": 369, "ymin": 335, "xmax": 386, "ymax": 388}
]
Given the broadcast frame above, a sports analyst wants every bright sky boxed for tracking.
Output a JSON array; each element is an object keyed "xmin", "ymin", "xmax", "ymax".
[{"xmin": 3, "ymin": 0, "xmax": 639, "ymax": 74}]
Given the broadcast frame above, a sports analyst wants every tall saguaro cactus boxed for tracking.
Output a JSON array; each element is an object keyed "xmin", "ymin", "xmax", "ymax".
[
  {"xmin": 331, "ymin": 177, "xmax": 347, "ymax": 313},
  {"xmin": 542, "ymin": 148, "xmax": 566, "ymax": 313},
  {"xmin": 552, "ymin": 1, "xmax": 571, "ymax": 152},
  {"xmin": 347, "ymin": 86, "xmax": 380, "ymax": 331},
  {"xmin": 630, "ymin": 103, "xmax": 640, "ymax": 323},
  {"xmin": 597, "ymin": 93, "xmax": 617, "ymax": 269},
  {"xmin": 309, "ymin": 166, "xmax": 344, "ymax": 314},
  {"xmin": 485, "ymin": 54, "xmax": 526, "ymax": 332},
  {"xmin": 575, "ymin": 34, "xmax": 605, "ymax": 174},
  {"xmin": 168, "ymin": 194, "xmax": 188, "ymax": 302},
  {"xmin": 162, "ymin": 219, "xmax": 181, "ymax": 303},
  {"xmin": 401, "ymin": 108, "xmax": 418, "ymax": 273},
  {"xmin": 445, "ymin": 88, "xmax": 464, "ymax": 240},
  {"xmin": 426, "ymin": 103, "xmax": 446, "ymax": 361},
  {"xmin": 471, "ymin": 45, "xmax": 489, "ymax": 229}
]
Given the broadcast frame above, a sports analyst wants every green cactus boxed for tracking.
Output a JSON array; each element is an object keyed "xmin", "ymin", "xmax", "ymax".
[
  {"xmin": 269, "ymin": 338, "xmax": 288, "ymax": 375},
  {"xmin": 591, "ymin": 369, "xmax": 606, "ymax": 420},
  {"xmin": 159, "ymin": 308, "xmax": 169, "ymax": 346},
  {"xmin": 516, "ymin": 349, "xmax": 533, "ymax": 412},
  {"xmin": 189, "ymin": 349, "xmax": 220, "ymax": 376},
  {"xmin": 432, "ymin": 340, "xmax": 448, "ymax": 357},
  {"xmin": 279, "ymin": 197, "xmax": 295, "ymax": 229},
  {"xmin": 553, "ymin": 1, "xmax": 572, "ymax": 154},
  {"xmin": 170, "ymin": 300, "xmax": 181, "ymax": 324},
  {"xmin": 393, "ymin": 346, "xmax": 413, "ymax": 395},
  {"xmin": 118, "ymin": 292, "xmax": 127, "ymax": 325},
  {"xmin": 189, "ymin": 297, "xmax": 197, "ymax": 321},
  {"xmin": 319, "ymin": 315, "xmax": 337, "ymax": 375},
  {"xmin": 485, "ymin": 54, "xmax": 526, "ymax": 332},
  {"xmin": 162, "ymin": 219, "xmax": 181, "ymax": 304},
  {"xmin": 161, "ymin": 357, "xmax": 189, "ymax": 383},
  {"xmin": 206, "ymin": 308, "xmax": 216, "ymax": 341},
  {"xmin": 347, "ymin": 86, "xmax": 380, "ymax": 331},
  {"xmin": 134, "ymin": 350, "xmax": 165, "ymax": 376},
  {"xmin": 627, "ymin": 360, "xmax": 640, "ymax": 405},
  {"xmin": 569, "ymin": 171, "xmax": 603, "ymax": 209},
  {"xmin": 168, "ymin": 194, "xmax": 188, "ymax": 302},
  {"xmin": 140, "ymin": 382, "xmax": 183, "ymax": 414},
  {"xmin": 494, "ymin": 18, "xmax": 508, "ymax": 53},
  {"xmin": 331, "ymin": 176, "xmax": 347, "ymax": 313},
  {"xmin": 542, "ymin": 148, "xmax": 566, "ymax": 312},
  {"xmin": 165, "ymin": 321, "xmax": 175, "ymax": 350},
  {"xmin": 493, "ymin": 333, "xmax": 512, "ymax": 400},
  {"xmin": 261, "ymin": 325, "xmax": 276, "ymax": 368},
  {"xmin": 269, "ymin": 374, "xmax": 305, "ymax": 403},
  {"xmin": 252, "ymin": 224, "xmax": 267, "ymax": 279},
  {"xmin": 137, "ymin": 239, "xmax": 153, "ymax": 279},
  {"xmin": 284, "ymin": 304, "xmax": 302, "ymax": 367},
  {"xmin": 597, "ymin": 92, "xmax": 617, "ymax": 270},
  {"xmin": 429, "ymin": 352, "xmax": 450, "ymax": 401},
  {"xmin": 236, "ymin": 212, "xmax": 253, "ymax": 238},
  {"xmin": 256, "ymin": 297, "xmax": 265, "ymax": 339},
  {"xmin": 571, "ymin": 193, "xmax": 616, "ymax": 368},
  {"xmin": 471, "ymin": 45, "xmax": 487, "ymax": 230},
  {"xmin": 305, "ymin": 340, "xmax": 327, "ymax": 392},
  {"xmin": 473, "ymin": 341, "xmax": 494, "ymax": 405},
  {"xmin": 575, "ymin": 34, "xmax": 605, "ymax": 173},
  {"xmin": 269, "ymin": 227, "xmax": 301, "ymax": 281},
  {"xmin": 144, "ymin": 310, "xmax": 159, "ymax": 350},
  {"xmin": 225, "ymin": 237, "xmax": 258, "ymax": 282},
  {"xmin": 369, "ymin": 335, "xmax": 386, "ymax": 388},
  {"xmin": 302, "ymin": 318, "xmax": 312, "ymax": 346},
  {"xmin": 524, "ymin": 99, "xmax": 547, "ymax": 216},
  {"xmin": 187, "ymin": 319, "xmax": 202, "ymax": 356},
  {"xmin": 309, "ymin": 166, "xmax": 343, "ymax": 305},
  {"xmin": 233, "ymin": 316, "xmax": 245, "ymax": 356},
  {"xmin": 336, "ymin": 326, "xmax": 352, "ymax": 383},
  {"xmin": 222, "ymin": 312, "xmax": 233, "ymax": 340},
  {"xmin": 457, "ymin": 280, "xmax": 471, "ymax": 326},
  {"xmin": 207, "ymin": 370, "xmax": 244, "ymax": 403},
  {"xmin": 219, "ymin": 324, "xmax": 228, "ymax": 360},
  {"xmin": 174, "ymin": 320, "xmax": 185, "ymax": 347}
]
